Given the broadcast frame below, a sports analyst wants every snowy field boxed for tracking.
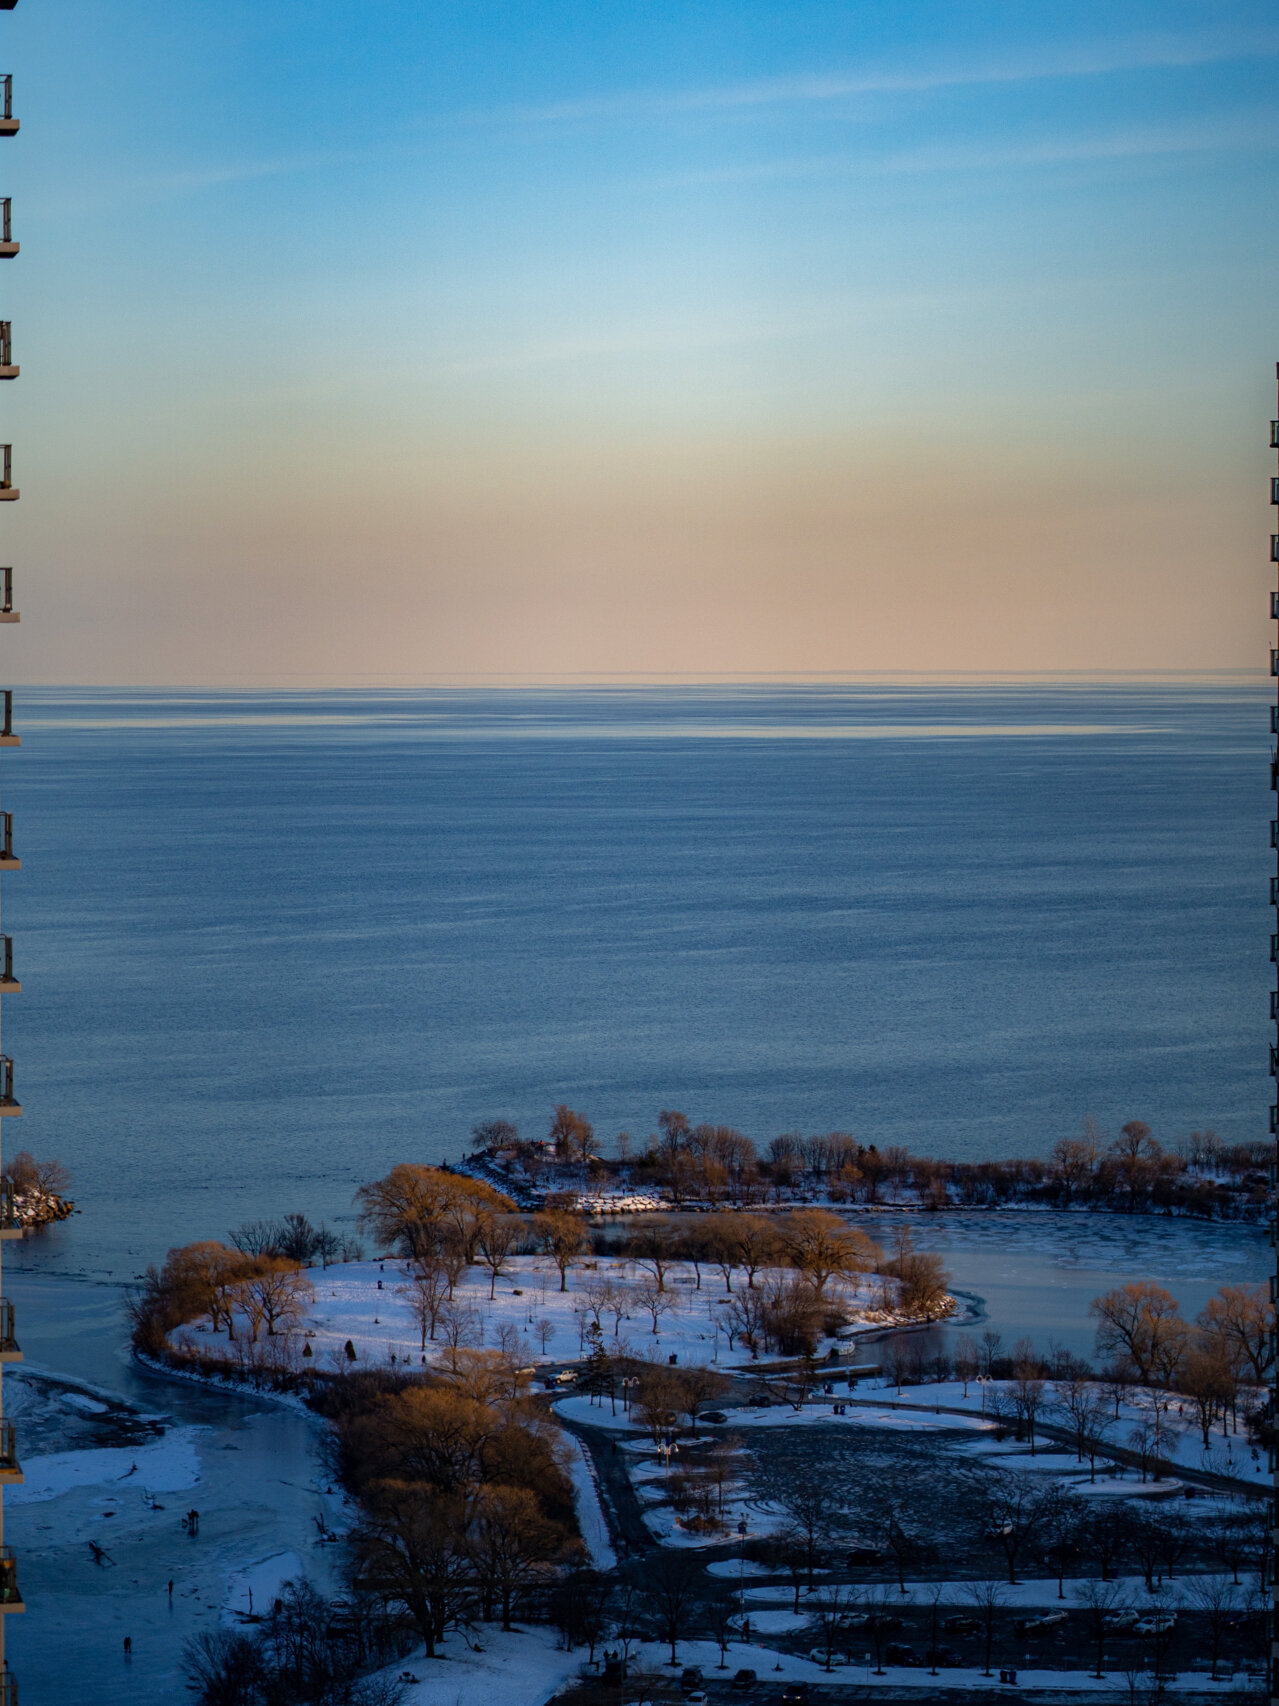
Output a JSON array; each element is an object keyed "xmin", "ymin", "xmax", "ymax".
[{"xmin": 173, "ymin": 1254, "xmax": 928, "ymax": 1375}]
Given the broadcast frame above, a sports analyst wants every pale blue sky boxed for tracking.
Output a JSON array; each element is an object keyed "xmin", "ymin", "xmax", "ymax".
[{"xmin": 1, "ymin": 1, "xmax": 1275, "ymax": 680}]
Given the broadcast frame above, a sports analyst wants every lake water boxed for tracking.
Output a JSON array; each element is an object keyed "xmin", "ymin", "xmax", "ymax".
[{"xmin": 0, "ymin": 680, "xmax": 1270, "ymax": 1279}]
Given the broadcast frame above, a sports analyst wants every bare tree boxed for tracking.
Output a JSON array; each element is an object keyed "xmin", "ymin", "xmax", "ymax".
[
  {"xmin": 778, "ymin": 1476, "xmax": 830, "ymax": 1588},
  {"xmin": 634, "ymin": 1275, "xmax": 679, "ymax": 1335},
  {"xmin": 644, "ymin": 1550, "xmax": 704, "ymax": 1665},
  {"xmin": 809, "ymin": 1584, "xmax": 857, "ymax": 1671},
  {"xmin": 400, "ymin": 1261, "xmax": 450, "ymax": 1348},
  {"xmin": 1071, "ymin": 1576, "xmax": 1130, "ymax": 1678},
  {"xmin": 531, "ymin": 1208, "xmax": 589, "ymax": 1292},
  {"xmin": 475, "ymin": 1215, "xmax": 519, "ymax": 1300},
  {"xmin": 1088, "ymin": 1282, "xmax": 1187, "ymax": 1385},
  {"xmin": 983, "ymin": 1476, "xmax": 1047, "ymax": 1585},
  {"xmin": 963, "ymin": 1580, "xmax": 1008, "ymax": 1678},
  {"xmin": 1197, "ymin": 1282, "xmax": 1276, "ymax": 1383}
]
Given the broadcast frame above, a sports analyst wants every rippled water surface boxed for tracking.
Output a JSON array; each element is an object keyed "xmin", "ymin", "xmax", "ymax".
[{"xmin": 0, "ymin": 681, "xmax": 1269, "ymax": 1277}]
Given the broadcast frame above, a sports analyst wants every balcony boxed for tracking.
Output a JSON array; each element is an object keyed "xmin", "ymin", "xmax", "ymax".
[
  {"xmin": 0, "ymin": 199, "xmax": 16, "ymax": 259},
  {"xmin": 0, "ymin": 1298, "xmax": 20, "ymax": 1362},
  {"xmin": 0, "ymin": 569, "xmax": 15, "ymax": 626},
  {"xmin": 1273, "ymin": 420, "xmax": 1279, "ymax": 449},
  {"xmin": 0, "ymin": 691, "xmax": 17, "ymax": 748},
  {"xmin": 0, "ymin": 1056, "xmax": 21, "ymax": 1117},
  {"xmin": 1272, "ymin": 592, "xmax": 1279, "ymax": 621},
  {"xmin": 1270, "ymin": 1044, "xmax": 1277, "ymax": 1078},
  {"xmin": 0, "ymin": 1179, "xmax": 21, "ymax": 1240},
  {"xmin": 0, "ymin": 1422, "xmax": 21, "ymax": 1485},
  {"xmin": 1273, "ymin": 536, "xmax": 1279, "ymax": 564},
  {"xmin": 0, "ymin": 1667, "xmax": 15, "ymax": 1705},
  {"xmin": 0, "ymin": 445, "xmax": 16, "ymax": 503},
  {"xmin": 0, "ymin": 324, "xmax": 17, "ymax": 382},
  {"xmin": 0, "ymin": 1550, "xmax": 21, "ymax": 1613},
  {"xmin": 0, "ymin": 78, "xmax": 14, "ymax": 138},
  {"xmin": 0, "ymin": 937, "xmax": 19, "ymax": 994}
]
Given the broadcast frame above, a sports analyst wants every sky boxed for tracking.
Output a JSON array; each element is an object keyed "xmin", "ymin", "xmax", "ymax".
[{"xmin": 0, "ymin": 0, "xmax": 1276, "ymax": 683}]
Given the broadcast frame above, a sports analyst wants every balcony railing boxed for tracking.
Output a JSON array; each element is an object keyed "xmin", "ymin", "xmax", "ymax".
[
  {"xmin": 0, "ymin": 323, "xmax": 13, "ymax": 370},
  {"xmin": 1272, "ymin": 592, "xmax": 1279, "ymax": 621},
  {"xmin": 0, "ymin": 200, "xmax": 12, "ymax": 246},
  {"xmin": 0, "ymin": 812, "xmax": 14, "ymax": 864},
  {"xmin": 0, "ymin": 1665, "xmax": 16, "ymax": 1706},
  {"xmin": 1, "ymin": 690, "xmax": 12, "ymax": 738},
  {"xmin": 0, "ymin": 1056, "xmax": 18, "ymax": 1111},
  {"xmin": 1272, "ymin": 536, "xmax": 1279, "ymax": 564},
  {"xmin": 1, "ymin": 936, "xmax": 16, "ymax": 987},
  {"xmin": 1, "ymin": 568, "xmax": 12, "ymax": 615},
  {"xmin": 1272, "ymin": 420, "xmax": 1279, "ymax": 449},
  {"xmin": 0, "ymin": 1422, "xmax": 19, "ymax": 1477},
  {"xmin": 0, "ymin": 1549, "xmax": 20, "ymax": 1608},
  {"xmin": 0, "ymin": 1299, "xmax": 17, "ymax": 1356},
  {"xmin": 0, "ymin": 1180, "xmax": 16, "ymax": 1233}
]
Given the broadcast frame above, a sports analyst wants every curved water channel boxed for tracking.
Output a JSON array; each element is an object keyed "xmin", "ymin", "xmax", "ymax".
[{"xmin": 6, "ymin": 1212, "xmax": 1270, "ymax": 1703}]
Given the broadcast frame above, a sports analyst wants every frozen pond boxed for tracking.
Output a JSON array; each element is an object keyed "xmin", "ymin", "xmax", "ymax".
[
  {"xmin": 875, "ymin": 1209, "xmax": 1270, "ymax": 1361},
  {"xmin": 5, "ymin": 1275, "xmax": 347, "ymax": 1706}
]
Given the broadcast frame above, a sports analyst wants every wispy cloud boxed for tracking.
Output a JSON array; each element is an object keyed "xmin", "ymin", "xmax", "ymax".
[
  {"xmin": 648, "ymin": 111, "xmax": 1279, "ymax": 189},
  {"xmin": 449, "ymin": 29, "xmax": 1279, "ymax": 128}
]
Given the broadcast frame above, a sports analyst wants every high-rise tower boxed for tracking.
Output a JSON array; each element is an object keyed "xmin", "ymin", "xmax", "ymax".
[
  {"xmin": 1271, "ymin": 363, "xmax": 1279, "ymax": 1706},
  {"xmin": 0, "ymin": 0, "xmax": 21, "ymax": 1697}
]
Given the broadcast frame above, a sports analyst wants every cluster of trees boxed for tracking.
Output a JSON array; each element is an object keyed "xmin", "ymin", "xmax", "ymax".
[
  {"xmin": 2, "ymin": 1147, "xmax": 74, "ymax": 1227},
  {"xmin": 183, "ymin": 1580, "xmax": 412, "ymax": 1706},
  {"xmin": 473, "ymin": 1107, "xmax": 1270, "ymax": 1218},
  {"xmin": 129, "ymin": 1240, "xmax": 316, "ymax": 1360},
  {"xmin": 228, "ymin": 1214, "xmax": 362, "ymax": 1268},
  {"xmin": 314, "ymin": 1355, "xmax": 583, "ymax": 1654},
  {"xmin": 1089, "ymin": 1279, "xmax": 1274, "ymax": 1441}
]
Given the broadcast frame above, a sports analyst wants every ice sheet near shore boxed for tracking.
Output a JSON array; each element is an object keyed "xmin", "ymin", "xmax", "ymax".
[{"xmin": 10, "ymin": 1426, "xmax": 204, "ymax": 1505}]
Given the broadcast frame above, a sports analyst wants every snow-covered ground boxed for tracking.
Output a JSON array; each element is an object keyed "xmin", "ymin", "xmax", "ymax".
[
  {"xmin": 558, "ymin": 1434, "xmax": 617, "ymax": 1569},
  {"xmin": 174, "ymin": 1253, "xmax": 935, "ymax": 1377},
  {"xmin": 866, "ymin": 1378, "xmax": 1269, "ymax": 1488},
  {"xmin": 368, "ymin": 1626, "xmax": 1262, "ymax": 1701}
]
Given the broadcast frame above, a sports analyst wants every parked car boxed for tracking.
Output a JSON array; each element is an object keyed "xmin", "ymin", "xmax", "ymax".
[
  {"xmin": 780, "ymin": 1685, "xmax": 810, "ymax": 1704},
  {"xmin": 883, "ymin": 1643, "xmax": 918, "ymax": 1666},
  {"xmin": 925, "ymin": 1646, "xmax": 962, "ymax": 1667},
  {"xmin": 1104, "ymin": 1610, "xmax": 1140, "ymax": 1632},
  {"xmin": 846, "ymin": 1546, "xmax": 882, "ymax": 1566},
  {"xmin": 729, "ymin": 1669, "xmax": 757, "ymax": 1691},
  {"xmin": 699, "ymin": 1410, "xmax": 728, "ymax": 1424},
  {"xmin": 1016, "ymin": 1612, "xmax": 1067, "ymax": 1634},
  {"xmin": 748, "ymin": 1393, "xmax": 773, "ymax": 1408},
  {"xmin": 686, "ymin": 1694, "xmax": 708, "ymax": 1705},
  {"xmin": 944, "ymin": 1617, "xmax": 980, "ymax": 1635},
  {"xmin": 1133, "ymin": 1614, "xmax": 1177, "ymax": 1636},
  {"xmin": 680, "ymin": 1667, "xmax": 704, "ymax": 1689}
]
